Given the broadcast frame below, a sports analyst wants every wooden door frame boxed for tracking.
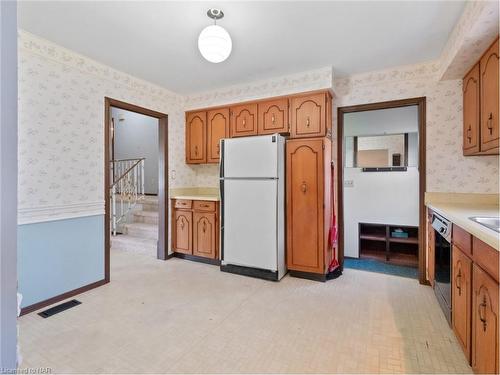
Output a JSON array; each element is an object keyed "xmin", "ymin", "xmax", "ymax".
[
  {"xmin": 104, "ymin": 98, "xmax": 169, "ymax": 282},
  {"xmin": 337, "ymin": 97, "xmax": 427, "ymax": 284}
]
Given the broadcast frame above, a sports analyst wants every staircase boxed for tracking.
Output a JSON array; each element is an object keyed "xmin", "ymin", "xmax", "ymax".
[{"xmin": 111, "ymin": 195, "xmax": 159, "ymax": 258}]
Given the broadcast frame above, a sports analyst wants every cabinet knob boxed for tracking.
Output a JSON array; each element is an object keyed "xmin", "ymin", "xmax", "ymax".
[
  {"xmin": 467, "ymin": 125, "xmax": 472, "ymax": 142},
  {"xmin": 300, "ymin": 181, "xmax": 307, "ymax": 193},
  {"xmin": 195, "ymin": 145, "xmax": 198, "ymax": 156},
  {"xmin": 479, "ymin": 295, "xmax": 488, "ymax": 332},
  {"xmin": 455, "ymin": 269, "xmax": 462, "ymax": 296},
  {"xmin": 306, "ymin": 117, "xmax": 310, "ymax": 127},
  {"xmin": 216, "ymin": 143, "xmax": 220, "ymax": 155},
  {"xmin": 487, "ymin": 112, "xmax": 494, "ymax": 134},
  {"xmin": 202, "ymin": 221, "xmax": 207, "ymax": 233},
  {"xmin": 180, "ymin": 218, "xmax": 185, "ymax": 229},
  {"xmin": 242, "ymin": 118, "xmax": 246, "ymax": 128},
  {"xmin": 271, "ymin": 114, "xmax": 276, "ymax": 124}
]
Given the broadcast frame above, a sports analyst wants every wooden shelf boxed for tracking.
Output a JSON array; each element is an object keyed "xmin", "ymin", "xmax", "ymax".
[
  {"xmin": 360, "ymin": 234, "xmax": 386, "ymax": 242},
  {"xmin": 389, "ymin": 237, "xmax": 419, "ymax": 244},
  {"xmin": 359, "ymin": 222, "xmax": 418, "ymax": 267}
]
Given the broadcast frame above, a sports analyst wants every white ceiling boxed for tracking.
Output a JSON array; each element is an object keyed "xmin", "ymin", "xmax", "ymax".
[{"xmin": 18, "ymin": 1, "xmax": 465, "ymax": 95}]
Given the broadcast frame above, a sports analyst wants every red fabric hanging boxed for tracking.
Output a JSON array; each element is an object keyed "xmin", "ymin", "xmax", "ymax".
[{"xmin": 328, "ymin": 162, "xmax": 340, "ymax": 273}]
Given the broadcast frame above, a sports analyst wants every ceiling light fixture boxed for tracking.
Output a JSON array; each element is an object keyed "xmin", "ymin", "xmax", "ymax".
[{"xmin": 198, "ymin": 8, "xmax": 232, "ymax": 63}]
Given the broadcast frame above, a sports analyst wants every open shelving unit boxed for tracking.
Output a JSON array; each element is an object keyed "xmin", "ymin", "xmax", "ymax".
[{"xmin": 358, "ymin": 223, "xmax": 418, "ymax": 267}]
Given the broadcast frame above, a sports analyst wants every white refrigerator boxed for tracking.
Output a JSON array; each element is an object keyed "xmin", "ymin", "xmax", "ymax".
[{"xmin": 219, "ymin": 134, "xmax": 286, "ymax": 281}]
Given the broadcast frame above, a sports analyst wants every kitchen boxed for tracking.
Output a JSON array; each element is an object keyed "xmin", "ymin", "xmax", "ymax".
[{"xmin": 4, "ymin": 1, "xmax": 500, "ymax": 374}]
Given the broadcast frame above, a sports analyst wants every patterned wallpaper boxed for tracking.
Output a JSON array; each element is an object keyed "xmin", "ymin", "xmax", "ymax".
[
  {"xmin": 439, "ymin": 0, "xmax": 499, "ymax": 80},
  {"xmin": 17, "ymin": 30, "xmax": 196, "ymax": 224},
  {"xmin": 334, "ymin": 61, "xmax": 499, "ymax": 193}
]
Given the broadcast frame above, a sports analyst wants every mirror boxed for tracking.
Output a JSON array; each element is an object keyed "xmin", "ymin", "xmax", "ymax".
[{"xmin": 345, "ymin": 132, "xmax": 418, "ymax": 169}]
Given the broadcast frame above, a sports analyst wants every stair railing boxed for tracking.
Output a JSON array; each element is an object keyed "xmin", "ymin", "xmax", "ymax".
[{"xmin": 110, "ymin": 158, "xmax": 145, "ymax": 235}]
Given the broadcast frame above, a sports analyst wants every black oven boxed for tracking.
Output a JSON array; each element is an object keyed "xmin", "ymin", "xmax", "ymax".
[{"xmin": 432, "ymin": 212, "xmax": 452, "ymax": 324}]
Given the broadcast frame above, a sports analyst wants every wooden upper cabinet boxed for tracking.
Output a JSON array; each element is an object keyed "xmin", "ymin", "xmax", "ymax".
[
  {"xmin": 290, "ymin": 93, "xmax": 331, "ymax": 138},
  {"xmin": 286, "ymin": 138, "xmax": 326, "ymax": 274},
  {"xmin": 230, "ymin": 104, "xmax": 258, "ymax": 137},
  {"xmin": 258, "ymin": 99, "xmax": 289, "ymax": 135},
  {"xmin": 186, "ymin": 111, "xmax": 206, "ymax": 163},
  {"xmin": 207, "ymin": 108, "xmax": 229, "ymax": 163},
  {"xmin": 463, "ymin": 63, "xmax": 481, "ymax": 155},
  {"xmin": 480, "ymin": 37, "xmax": 499, "ymax": 153},
  {"xmin": 193, "ymin": 212, "xmax": 217, "ymax": 259},
  {"xmin": 472, "ymin": 263, "xmax": 499, "ymax": 374},
  {"xmin": 173, "ymin": 210, "xmax": 192, "ymax": 254},
  {"xmin": 452, "ymin": 246, "xmax": 472, "ymax": 362}
]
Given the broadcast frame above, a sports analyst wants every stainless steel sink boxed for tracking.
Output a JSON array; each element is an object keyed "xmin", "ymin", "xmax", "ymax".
[{"xmin": 469, "ymin": 216, "xmax": 500, "ymax": 233}]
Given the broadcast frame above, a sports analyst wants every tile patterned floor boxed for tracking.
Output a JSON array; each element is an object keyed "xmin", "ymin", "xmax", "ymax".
[{"xmin": 18, "ymin": 250, "xmax": 472, "ymax": 374}]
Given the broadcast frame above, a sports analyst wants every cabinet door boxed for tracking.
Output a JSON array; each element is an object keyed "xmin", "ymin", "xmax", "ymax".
[
  {"xmin": 463, "ymin": 64, "xmax": 481, "ymax": 155},
  {"xmin": 207, "ymin": 108, "xmax": 229, "ymax": 163},
  {"xmin": 230, "ymin": 104, "xmax": 258, "ymax": 137},
  {"xmin": 427, "ymin": 213, "xmax": 435, "ymax": 286},
  {"xmin": 480, "ymin": 38, "xmax": 499, "ymax": 153},
  {"xmin": 257, "ymin": 99, "xmax": 289, "ymax": 135},
  {"xmin": 286, "ymin": 138, "xmax": 324, "ymax": 273},
  {"xmin": 173, "ymin": 210, "xmax": 192, "ymax": 254},
  {"xmin": 290, "ymin": 93, "xmax": 326, "ymax": 138},
  {"xmin": 472, "ymin": 264, "xmax": 499, "ymax": 374},
  {"xmin": 452, "ymin": 246, "xmax": 472, "ymax": 362},
  {"xmin": 186, "ymin": 111, "xmax": 206, "ymax": 163},
  {"xmin": 193, "ymin": 212, "xmax": 217, "ymax": 259}
]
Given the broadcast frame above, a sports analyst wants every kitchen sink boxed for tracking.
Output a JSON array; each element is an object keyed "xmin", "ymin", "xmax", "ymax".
[{"xmin": 469, "ymin": 216, "xmax": 500, "ymax": 233}]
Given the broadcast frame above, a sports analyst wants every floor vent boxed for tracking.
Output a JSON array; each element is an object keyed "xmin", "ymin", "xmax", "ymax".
[{"xmin": 38, "ymin": 299, "xmax": 81, "ymax": 318}]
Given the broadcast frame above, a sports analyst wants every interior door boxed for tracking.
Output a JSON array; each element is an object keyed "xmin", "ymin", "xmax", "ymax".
[{"xmin": 223, "ymin": 179, "xmax": 278, "ymax": 271}]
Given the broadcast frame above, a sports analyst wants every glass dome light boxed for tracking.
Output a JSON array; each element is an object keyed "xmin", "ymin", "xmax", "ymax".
[{"xmin": 198, "ymin": 9, "xmax": 232, "ymax": 63}]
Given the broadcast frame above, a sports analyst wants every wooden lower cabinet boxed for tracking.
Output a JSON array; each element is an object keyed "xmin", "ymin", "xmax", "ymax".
[
  {"xmin": 286, "ymin": 137, "xmax": 332, "ymax": 275},
  {"xmin": 452, "ymin": 245, "xmax": 472, "ymax": 362},
  {"xmin": 171, "ymin": 199, "xmax": 219, "ymax": 260},
  {"xmin": 472, "ymin": 264, "xmax": 499, "ymax": 374},
  {"xmin": 193, "ymin": 212, "xmax": 217, "ymax": 258},
  {"xmin": 173, "ymin": 210, "xmax": 192, "ymax": 254}
]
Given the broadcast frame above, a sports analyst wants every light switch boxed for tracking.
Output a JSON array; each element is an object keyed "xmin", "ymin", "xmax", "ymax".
[
  {"xmin": 171, "ymin": 169, "xmax": 176, "ymax": 180},
  {"xmin": 344, "ymin": 180, "xmax": 354, "ymax": 188}
]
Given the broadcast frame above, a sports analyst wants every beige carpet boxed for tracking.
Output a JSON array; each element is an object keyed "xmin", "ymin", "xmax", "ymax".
[{"xmin": 18, "ymin": 249, "xmax": 471, "ymax": 374}]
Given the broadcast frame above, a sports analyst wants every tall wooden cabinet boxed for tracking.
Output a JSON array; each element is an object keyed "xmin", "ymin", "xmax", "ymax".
[
  {"xmin": 286, "ymin": 137, "xmax": 332, "ymax": 278},
  {"xmin": 463, "ymin": 37, "xmax": 499, "ymax": 155}
]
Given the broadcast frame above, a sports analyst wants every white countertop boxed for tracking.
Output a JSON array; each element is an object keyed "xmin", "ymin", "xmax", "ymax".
[
  {"xmin": 426, "ymin": 201, "xmax": 499, "ymax": 251},
  {"xmin": 170, "ymin": 194, "xmax": 219, "ymax": 201}
]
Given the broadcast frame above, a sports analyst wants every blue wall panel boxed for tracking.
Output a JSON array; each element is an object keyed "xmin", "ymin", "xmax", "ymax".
[{"xmin": 18, "ymin": 215, "xmax": 104, "ymax": 308}]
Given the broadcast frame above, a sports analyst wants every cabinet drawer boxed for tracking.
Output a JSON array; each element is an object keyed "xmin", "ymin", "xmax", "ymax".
[
  {"xmin": 473, "ymin": 237, "xmax": 499, "ymax": 283},
  {"xmin": 453, "ymin": 224, "xmax": 472, "ymax": 256},
  {"xmin": 174, "ymin": 199, "xmax": 192, "ymax": 209},
  {"xmin": 193, "ymin": 200, "xmax": 216, "ymax": 212}
]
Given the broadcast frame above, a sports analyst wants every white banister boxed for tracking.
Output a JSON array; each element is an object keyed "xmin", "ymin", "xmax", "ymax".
[{"xmin": 109, "ymin": 158, "xmax": 146, "ymax": 236}]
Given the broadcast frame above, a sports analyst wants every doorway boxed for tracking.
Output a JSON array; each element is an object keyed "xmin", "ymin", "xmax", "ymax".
[
  {"xmin": 104, "ymin": 98, "xmax": 168, "ymax": 282},
  {"xmin": 337, "ymin": 98, "xmax": 426, "ymax": 284}
]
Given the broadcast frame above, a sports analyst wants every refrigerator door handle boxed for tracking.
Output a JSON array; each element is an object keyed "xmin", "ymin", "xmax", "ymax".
[{"xmin": 219, "ymin": 139, "xmax": 225, "ymax": 179}]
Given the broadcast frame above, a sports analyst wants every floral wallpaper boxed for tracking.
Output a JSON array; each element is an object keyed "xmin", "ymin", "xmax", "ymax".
[
  {"xmin": 334, "ymin": 61, "xmax": 499, "ymax": 193},
  {"xmin": 439, "ymin": 0, "xmax": 499, "ymax": 80},
  {"xmin": 18, "ymin": 30, "xmax": 196, "ymax": 224}
]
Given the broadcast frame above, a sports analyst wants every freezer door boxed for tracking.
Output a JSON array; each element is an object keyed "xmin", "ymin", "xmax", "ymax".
[
  {"xmin": 222, "ymin": 179, "xmax": 278, "ymax": 271},
  {"xmin": 223, "ymin": 135, "xmax": 278, "ymax": 178}
]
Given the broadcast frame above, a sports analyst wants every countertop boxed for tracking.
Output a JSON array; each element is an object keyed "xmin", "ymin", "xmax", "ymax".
[
  {"xmin": 425, "ymin": 193, "xmax": 499, "ymax": 251},
  {"xmin": 169, "ymin": 187, "xmax": 220, "ymax": 202}
]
